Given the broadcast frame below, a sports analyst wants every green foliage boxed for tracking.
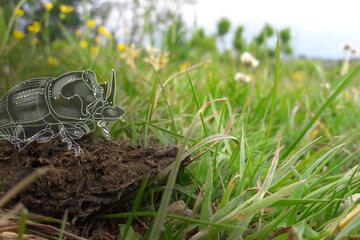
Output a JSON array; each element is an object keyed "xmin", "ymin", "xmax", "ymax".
[
  {"xmin": 263, "ymin": 23, "xmax": 275, "ymax": 37},
  {"xmin": 233, "ymin": 25, "xmax": 246, "ymax": 52},
  {"xmin": 217, "ymin": 17, "xmax": 231, "ymax": 37},
  {"xmin": 280, "ymin": 28, "xmax": 291, "ymax": 43},
  {"xmin": 280, "ymin": 28, "xmax": 293, "ymax": 54},
  {"xmin": 0, "ymin": 7, "xmax": 5, "ymax": 43},
  {"xmin": 189, "ymin": 28, "xmax": 217, "ymax": 54},
  {"xmin": 164, "ymin": 18, "xmax": 188, "ymax": 60},
  {"xmin": 251, "ymin": 23, "xmax": 293, "ymax": 57},
  {"xmin": 254, "ymin": 23, "xmax": 274, "ymax": 45},
  {"xmin": 2, "ymin": 0, "xmax": 85, "ymax": 41}
]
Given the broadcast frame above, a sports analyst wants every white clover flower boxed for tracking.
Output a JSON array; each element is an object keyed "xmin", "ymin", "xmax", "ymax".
[
  {"xmin": 342, "ymin": 43, "xmax": 360, "ymax": 56},
  {"xmin": 234, "ymin": 72, "xmax": 251, "ymax": 83},
  {"xmin": 240, "ymin": 52, "xmax": 259, "ymax": 68},
  {"xmin": 343, "ymin": 43, "xmax": 352, "ymax": 52}
]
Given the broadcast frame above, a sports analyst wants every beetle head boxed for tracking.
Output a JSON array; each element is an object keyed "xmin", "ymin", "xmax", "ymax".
[{"xmin": 90, "ymin": 69, "xmax": 125, "ymax": 121}]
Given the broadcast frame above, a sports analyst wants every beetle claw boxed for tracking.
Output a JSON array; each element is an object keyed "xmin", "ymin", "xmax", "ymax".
[
  {"xmin": 101, "ymin": 126, "xmax": 112, "ymax": 140},
  {"xmin": 73, "ymin": 145, "xmax": 83, "ymax": 157},
  {"xmin": 59, "ymin": 125, "xmax": 83, "ymax": 156}
]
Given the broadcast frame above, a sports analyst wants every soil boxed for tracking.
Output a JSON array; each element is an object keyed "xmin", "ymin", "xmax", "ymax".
[{"xmin": 0, "ymin": 135, "xmax": 184, "ymax": 238}]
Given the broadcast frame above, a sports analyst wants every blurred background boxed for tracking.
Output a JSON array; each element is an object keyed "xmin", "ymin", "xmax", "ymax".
[
  {"xmin": 184, "ymin": 0, "xmax": 360, "ymax": 59},
  {"xmin": 0, "ymin": 0, "xmax": 359, "ymax": 110},
  {"xmin": 2, "ymin": 0, "xmax": 359, "ymax": 60},
  {"xmin": 1, "ymin": 0, "xmax": 359, "ymax": 113}
]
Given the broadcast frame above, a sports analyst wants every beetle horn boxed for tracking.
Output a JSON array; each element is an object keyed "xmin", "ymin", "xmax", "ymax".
[{"xmin": 106, "ymin": 69, "xmax": 116, "ymax": 105}]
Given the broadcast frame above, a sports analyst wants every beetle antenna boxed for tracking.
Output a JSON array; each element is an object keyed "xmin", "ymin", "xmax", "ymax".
[{"xmin": 106, "ymin": 69, "xmax": 116, "ymax": 105}]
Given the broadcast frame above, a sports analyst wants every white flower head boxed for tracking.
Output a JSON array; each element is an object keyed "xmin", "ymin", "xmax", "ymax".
[
  {"xmin": 240, "ymin": 52, "xmax": 259, "ymax": 68},
  {"xmin": 343, "ymin": 43, "xmax": 352, "ymax": 52},
  {"xmin": 234, "ymin": 72, "xmax": 251, "ymax": 83},
  {"xmin": 342, "ymin": 43, "xmax": 360, "ymax": 55}
]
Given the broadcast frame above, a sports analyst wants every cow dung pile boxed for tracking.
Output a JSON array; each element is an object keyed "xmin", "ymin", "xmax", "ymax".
[{"xmin": 0, "ymin": 135, "xmax": 184, "ymax": 238}]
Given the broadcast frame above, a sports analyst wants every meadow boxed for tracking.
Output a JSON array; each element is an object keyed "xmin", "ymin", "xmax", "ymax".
[{"xmin": 0, "ymin": 1, "xmax": 360, "ymax": 239}]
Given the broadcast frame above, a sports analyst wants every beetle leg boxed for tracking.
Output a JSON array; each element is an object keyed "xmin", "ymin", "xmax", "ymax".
[
  {"xmin": 101, "ymin": 126, "xmax": 111, "ymax": 140},
  {"xmin": 97, "ymin": 121, "xmax": 111, "ymax": 140},
  {"xmin": 37, "ymin": 128, "xmax": 55, "ymax": 143},
  {"xmin": 59, "ymin": 125, "xmax": 83, "ymax": 156},
  {"xmin": 6, "ymin": 126, "xmax": 25, "ymax": 150},
  {"xmin": 74, "ymin": 122, "xmax": 92, "ymax": 135}
]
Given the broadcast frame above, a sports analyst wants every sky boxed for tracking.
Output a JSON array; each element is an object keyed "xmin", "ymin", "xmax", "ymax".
[{"xmin": 182, "ymin": 0, "xmax": 360, "ymax": 59}]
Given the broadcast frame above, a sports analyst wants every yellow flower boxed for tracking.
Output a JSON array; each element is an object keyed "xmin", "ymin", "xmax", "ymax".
[
  {"xmin": 47, "ymin": 56, "xmax": 59, "ymax": 66},
  {"xmin": 59, "ymin": 4, "xmax": 74, "ymax": 14},
  {"xmin": 95, "ymin": 36, "xmax": 101, "ymax": 43},
  {"xmin": 91, "ymin": 47, "xmax": 99, "ymax": 55},
  {"xmin": 86, "ymin": 19, "xmax": 96, "ymax": 29},
  {"xmin": 27, "ymin": 21, "xmax": 41, "ymax": 33},
  {"xmin": 12, "ymin": 30, "xmax": 25, "ymax": 40},
  {"xmin": 44, "ymin": 2, "xmax": 54, "ymax": 11},
  {"xmin": 15, "ymin": 8, "xmax": 24, "ymax": 17},
  {"xmin": 291, "ymin": 71, "xmax": 305, "ymax": 82},
  {"xmin": 79, "ymin": 40, "xmax": 88, "ymax": 49},
  {"xmin": 179, "ymin": 62, "xmax": 189, "ymax": 71},
  {"xmin": 117, "ymin": 43, "xmax": 126, "ymax": 52},
  {"xmin": 97, "ymin": 26, "xmax": 112, "ymax": 38},
  {"xmin": 75, "ymin": 29, "xmax": 82, "ymax": 37}
]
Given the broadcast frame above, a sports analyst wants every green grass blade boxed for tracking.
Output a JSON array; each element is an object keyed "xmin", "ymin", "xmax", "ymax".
[
  {"xmin": 187, "ymin": 72, "xmax": 209, "ymax": 136},
  {"xmin": 144, "ymin": 72, "xmax": 159, "ymax": 147},
  {"xmin": 255, "ymin": 31, "xmax": 281, "ymax": 171},
  {"xmin": 17, "ymin": 209, "xmax": 28, "ymax": 240},
  {"xmin": 58, "ymin": 210, "xmax": 68, "ymax": 240},
  {"xmin": 335, "ymin": 207, "xmax": 360, "ymax": 240},
  {"xmin": 122, "ymin": 176, "xmax": 148, "ymax": 240},
  {"xmin": 282, "ymin": 65, "xmax": 360, "ymax": 159},
  {"xmin": 149, "ymin": 100, "xmax": 225, "ymax": 240}
]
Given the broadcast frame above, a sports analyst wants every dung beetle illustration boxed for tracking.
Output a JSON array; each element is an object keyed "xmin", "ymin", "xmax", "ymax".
[{"xmin": 0, "ymin": 69, "xmax": 125, "ymax": 156}]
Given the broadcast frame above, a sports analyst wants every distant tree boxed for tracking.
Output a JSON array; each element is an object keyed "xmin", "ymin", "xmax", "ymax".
[
  {"xmin": 254, "ymin": 23, "xmax": 274, "ymax": 45},
  {"xmin": 112, "ymin": 0, "xmax": 195, "ymax": 45},
  {"xmin": 217, "ymin": 17, "xmax": 231, "ymax": 49},
  {"xmin": 217, "ymin": 17, "xmax": 231, "ymax": 37},
  {"xmin": 280, "ymin": 28, "xmax": 293, "ymax": 54},
  {"xmin": 263, "ymin": 23, "xmax": 274, "ymax": 38},
  {"xmin": 189, "ymin": 28, "xmax": 217, "ymax": 54},
  {"xmin": 233, "ymin": 25, "xmax": 246, "ymax": 52}
]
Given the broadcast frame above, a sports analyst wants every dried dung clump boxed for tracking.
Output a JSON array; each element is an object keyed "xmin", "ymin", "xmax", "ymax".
[{"xmin": 0, "ymin": 135, "xmax": 181, "ymax": 221}]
